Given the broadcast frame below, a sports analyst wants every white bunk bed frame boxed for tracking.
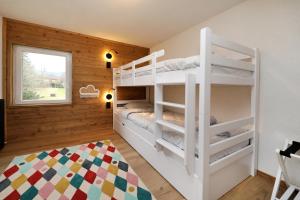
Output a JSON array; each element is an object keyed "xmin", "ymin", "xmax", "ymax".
[{"xmin": 113, "ymin": 27, "xmax": 260, "ymax": 200}]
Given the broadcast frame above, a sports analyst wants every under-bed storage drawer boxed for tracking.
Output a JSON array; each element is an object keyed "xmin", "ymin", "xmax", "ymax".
[
  {"xmin": 113, "ymin": 119, "xmax": 121, "ymax": 133},
  {"xmin": 113, "ymin": 112, "xmax": 123, "ymax": 122},
  {"xmin": 113, "ymin": 115, "xmax": 123, "ymax": 133},
  {"xmin": 113, "ymin": 113, "xmax": 129, "ymax": 134}
]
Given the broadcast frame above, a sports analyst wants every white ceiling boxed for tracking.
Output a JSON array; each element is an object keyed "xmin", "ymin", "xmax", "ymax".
[{"xmin": 0, "ymin": 0, "xmax": 246, "ymax": 47}]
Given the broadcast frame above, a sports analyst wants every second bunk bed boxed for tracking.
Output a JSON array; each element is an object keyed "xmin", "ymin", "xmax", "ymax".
[{"xmin": 113, "ymin": 27, "xmax": 259, "ymax": 200}]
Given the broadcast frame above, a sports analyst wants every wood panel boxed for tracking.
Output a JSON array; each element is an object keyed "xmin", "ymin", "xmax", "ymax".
[
  {"xmin": 4, "ymin": 18, "xmax": 149, "ymax": 142},
  {"xmin": 117, "ymin": 86, "xmax": 147, "ymax": 100}
]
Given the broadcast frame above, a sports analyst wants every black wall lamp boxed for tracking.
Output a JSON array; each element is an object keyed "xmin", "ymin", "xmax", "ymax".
[
  {"xmin": 105, "ymin": 49, "xmax": 118, "ymax": 68},
  {"xmin": 105, "ymin": 93, "xmax": 113, "ymax": 109},
  {"xmin": 105, "ymin": 52, "xmax": 112, "ymax": 68}
]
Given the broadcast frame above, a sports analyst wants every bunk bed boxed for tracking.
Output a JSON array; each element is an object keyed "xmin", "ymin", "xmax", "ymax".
[{"xmin": 112, "ymin": 27, "xmax": 260, "ymax": 200}]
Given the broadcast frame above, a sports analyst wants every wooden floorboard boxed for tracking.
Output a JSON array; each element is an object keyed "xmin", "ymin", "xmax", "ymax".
[{"xmin": 0, "ymin": 129, "xmax": 284, "ymax": 200}]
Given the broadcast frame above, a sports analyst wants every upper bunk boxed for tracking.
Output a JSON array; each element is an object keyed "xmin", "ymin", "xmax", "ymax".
[{"xmin": 113, "ymin": 27, "xmax": 259, "ymax": 87}]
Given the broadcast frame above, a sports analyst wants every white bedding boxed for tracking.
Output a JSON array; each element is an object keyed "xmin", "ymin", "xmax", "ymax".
[
  {"xmin": 116, "ymin": 55, "xmax": 252, "ymax": 79},
  {"xmin": 116, "ymin": 107, "xmax": 250, "ymax": 163}
]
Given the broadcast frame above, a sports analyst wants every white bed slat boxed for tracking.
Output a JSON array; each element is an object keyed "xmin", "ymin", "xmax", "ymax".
[
  {"xmin": 135, "ymin": 55, "xmax": 153, "ymax": 65},
  {"xmin": 156, "ymin": 138, "xmax": 184, "ymax": 159},
  {"xmin": 279, "ymin": 186, "xmax": 296, "ymax": 200},
  {"xmin": 199, "ymin": 27, "xmax": 212, "ymax": 200},
  {"xmin": 211, "ymin": 33, "xmax": 255, "ymax": 57},
  {"xmin": 211, "ymin": 54, "xmax": 255, "ymax": 71},
  {"xmin": 154, "ymin": 49, "xmax": 165, "ymax": 58},
  {"xmin": 209, "ymin": 130, "xmax": 253, "ymax": 155},
  {"xmin": 211, "ymin": 75, "xmax": 254, "ymax": 85},
  {"xmin": 156, "ymin": 101, "xmax": 185, "ymax": 109},
  {"xmin": 210, "ymin": 145, "xmax": 253, "ymax": 174},
  {"xmin": 120, "ymin": 50, "xmax": 165, "ymax": 69},
  {"xmin": 156, "ymin": 80, "xmax": 185, "ymax": 85},
  {"xmin": 121, "ymin": 62, "xmax": 133, "ymax": 70},
  {"xmin": 156, "ymin": 119, "xmax": 185, "ymax": 134},
  {"xmin": 118, "ymin": 50, "xmax": 165, "ymax": 86},
  {"xmin": 210, "ymin": 117, "xmax": 254, "ymax": 136},
  {"xmin": 135, "ymin": 64, "xmax": 152, "ymax": 72}
]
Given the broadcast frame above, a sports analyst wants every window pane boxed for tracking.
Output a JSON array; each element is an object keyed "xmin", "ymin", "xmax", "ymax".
[{"xmin": 22, "ymin": 52, "xmax": 67, "ymax": 102}]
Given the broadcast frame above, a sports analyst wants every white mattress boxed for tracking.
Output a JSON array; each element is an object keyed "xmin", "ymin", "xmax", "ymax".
[
  {"xmin": 116, "ymin": 55, "xmax": 252, "ymax": 79},
  {"xmin": 116, "ymin": 108, "xmax": 250, "ymax": 163}
]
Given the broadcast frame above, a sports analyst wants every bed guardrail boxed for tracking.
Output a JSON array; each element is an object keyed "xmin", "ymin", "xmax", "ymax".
[
  {"xmin": 208, "ymin": 117, "xmax": 255, "ymax": 174},
  {"xmin": 211, "ymin": 54, "xmax": 255, "ymax": 71},
  {"xmin": 115, "ymin": 50, "xmax": 165, "ymax": 86},
  {"xmin": 211, "ymin": 33, "xmax": 255, "ymax": 57},
  {"xmin": 210, "ymin": 117, "xmax": 254, "ymax": 136},
  {"xmin": 114, "ymin": 37, "xmax": 256, "ymax": 86}
]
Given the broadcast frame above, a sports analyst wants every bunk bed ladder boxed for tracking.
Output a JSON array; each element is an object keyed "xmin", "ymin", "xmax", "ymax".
[{"xmin": 155, "ymin": 73, "xmax": 196, "ymax": 175}]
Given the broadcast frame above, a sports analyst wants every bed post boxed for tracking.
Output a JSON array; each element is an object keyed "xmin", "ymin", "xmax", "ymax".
[
  {"xmin": 199, "ymin": 27, "xmax": 212, "ymax": 200},
  {"xmin": 251, "ymin": 48, "xmax": 260, "ymax": 176},
  {"xmin": 152, "ymin": 52, "xmax": 157, "ymax": 84},
  {"xmin": 153, "ymin": 52, "xmax": 163, "ymax": 148},
  {"xmin": 184, "ymin": 73, "xmax": 196, "ymax": 174},
  {"xmin": 132, "ymin": 61, "xmax": 136, "ymax": 85},
  {"xmin": 113, "ymin": 68, "xmax": 117, "ymax": 111}
]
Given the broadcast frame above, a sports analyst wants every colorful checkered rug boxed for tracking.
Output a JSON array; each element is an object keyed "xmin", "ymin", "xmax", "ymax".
[{"xmin": 0, "ymin": 140, "xmax": 155, "ymax": 200}]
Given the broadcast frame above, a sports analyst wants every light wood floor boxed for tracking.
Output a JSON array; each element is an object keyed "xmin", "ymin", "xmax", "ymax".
[{"xmin": 0, "ymin": 129, "xmax": 284, "ymax": 200}]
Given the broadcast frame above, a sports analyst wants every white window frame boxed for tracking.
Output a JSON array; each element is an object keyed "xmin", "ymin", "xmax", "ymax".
[{"xmin": 13, "ymin": 45, "xmax": 72, "ymax": 105}]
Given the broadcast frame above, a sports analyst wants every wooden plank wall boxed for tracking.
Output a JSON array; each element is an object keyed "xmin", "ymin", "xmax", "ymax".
[
  {"xmin": 117, "ymin": 87, "xmax": 147, "ymax": 100},
  {"xmin": 4, "ymin": 18, "xmax": 149, "ymax": 142}
]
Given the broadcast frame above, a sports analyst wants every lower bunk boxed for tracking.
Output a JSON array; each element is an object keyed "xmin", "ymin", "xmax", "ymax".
[{"xmin": 113, "ymin": 103, "xmax": 253, "ymax": 200}]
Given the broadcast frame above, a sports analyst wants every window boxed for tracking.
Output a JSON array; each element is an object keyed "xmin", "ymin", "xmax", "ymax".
[{"xmin": 13, "ymin": 45, "xmax": 72, "ymax": 105}]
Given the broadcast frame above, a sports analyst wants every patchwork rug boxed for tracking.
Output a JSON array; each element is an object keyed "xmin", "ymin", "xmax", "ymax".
[{"xmin": 0, "ymin": 140, "xmax": 154, "ymax": 200}]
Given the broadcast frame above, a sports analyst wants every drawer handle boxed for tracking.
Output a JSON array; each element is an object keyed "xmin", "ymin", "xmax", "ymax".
[{"xmin": 122, "ymin": 123, "xmax": 125, "ymax": 126}]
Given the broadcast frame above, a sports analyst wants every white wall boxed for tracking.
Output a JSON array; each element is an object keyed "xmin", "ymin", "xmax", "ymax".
[
  {"xmin": 0, "ymin": 16, "xmax": 2, "ymax": 99},
  {"xmin": 151, "ymin": 0, "xmax": 300, "ymax": 176}
]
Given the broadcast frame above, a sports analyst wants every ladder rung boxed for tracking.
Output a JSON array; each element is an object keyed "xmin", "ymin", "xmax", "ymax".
[
  {"xmin": 156, "ymin": 119, "xmax": 185, "ymax": 134},
  {"xmin": 156, "ymin": 101, "xmax": 185, "ymax": 109},
  {"xmin": 156, "ymin": 138, "xmax": 184, "ymax": 158}
]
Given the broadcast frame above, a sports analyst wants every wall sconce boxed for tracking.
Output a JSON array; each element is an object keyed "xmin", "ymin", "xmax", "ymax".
[
  {"xmin": 105, "ymin": 93, "xmax": 113, "ymax": 109},
  {"xmin": 105, "ymin": 49, "xmax": 118, "ymax": 69},
  {"xmin": 105, "ymin": 52, "xmax": 112, "ymax": 68}
]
